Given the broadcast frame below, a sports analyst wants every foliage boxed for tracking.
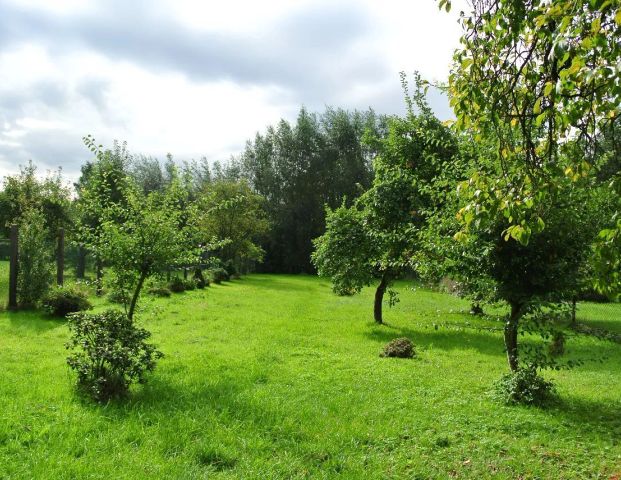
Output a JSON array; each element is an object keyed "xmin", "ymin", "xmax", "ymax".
[
  {"xmin": 42, "ymin": 286, "xmax": 92, "ymax": 317},
  {"xmin": 493, "ymin": 368, "xmax": 556, "ymax": 407},
  {"xmin": 147, "ymin": 286, "xmax": 171, "ymax": 297},
  {"xmin": 380, "ymin": 337, "xmax": 415, "ymax": 358},
  {"xmin": 210, "ymin": 268, "xmax": 229, "ymax": 284},
  {"xmin": 237, "ymin": 107, "xmax": 386, "ymax": 273},
  {"xmin": 199, "ymin": 180, "xmax": 269, "ymax": 274},
  {"xmin": 312, "ymin": 204, "xmax": 377, "ymax": 296},
  {"xmin": 167, "ymin": 277, "xmax": 197, "ymax": 292},
  {"xmin": 66, "ymin": 309, "xmax": 163, "ymax": 402},
  {"xmin": 313, "ymin": 76, "xmax": 460, "ymax": 322},
  {"xmin": 16, "ymin": 209, "xmax": 54, "ymax": 308},
  {"xmin": 0, "ymin": 161, "xmax": 72, "ymax": 239},
  {"xmin": 445, "ymin": 0, "xmax": 621, "ymax": 237},
  {"xmin": 168, "ymin": 277, "xmax": 187, "ymax": 293}
]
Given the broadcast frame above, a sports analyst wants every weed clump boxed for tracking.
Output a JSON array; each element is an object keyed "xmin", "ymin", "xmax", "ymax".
[{"xmin": 380, "ymin": 337, "xmax": 415, "ymax": 358}]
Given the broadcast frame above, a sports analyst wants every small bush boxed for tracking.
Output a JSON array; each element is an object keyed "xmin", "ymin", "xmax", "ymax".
[
  {"xmin": 193, "ymin": 269, "xmax": 209, "ymax": 288},
  {"xmin": 210, "ymin": 268, "xmax": 229, "ymax": 284},
  {"xmin": 66, "ymin": 309, "xmax": 163, "ymax": 402},
  {"xmin": 183, "ymin": 278, "xmax": 197, "ymax": 291},
  {"xmin": 223, "ymin": 260, "xmax": 238, "ymax": 278},
  {"xmin": 493, "ymin": 368, "xmax": 556, "ymax": 406},
  {"xmin": 380, "ymin": 337, "xmax": 415, "ymax": 358},
  {"xmin": 107, "ymin": 287, "xmax": 129, "ymax": 305},
  {"xmin": 42, "ymin": 286, "xmax": 92, "ymax": 317},
  {"xmin": 168, "ymin": 277, "xmax": 186, "ymax": 293},
  {"xmin": 148, "ymin": 286, "xmax": 171, "ymax": 297}
]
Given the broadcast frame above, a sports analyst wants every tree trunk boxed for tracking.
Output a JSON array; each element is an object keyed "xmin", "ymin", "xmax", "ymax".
[
  {"xmin": 76, "ymin": 245, "xmax": 86, "ymax": 280},
  {"xmin": 128, "ymin": 273, "xmax": 147, "ymax": 321},
  {"xmin": 95, "ymin": 258, "xmax": 103, "ymax": 296},
  {"xmin": 571, "ymin": 296, "xmax": 577, "ymax": 326},
  {"xmin": 374, "ymin": 272, "xmax": 389, "ymax": 324},
  {"xmin": 504, "ymin": 302, "xmax": 522, "ymax": 372}
]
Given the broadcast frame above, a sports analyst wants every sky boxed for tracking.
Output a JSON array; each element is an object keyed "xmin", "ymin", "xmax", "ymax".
[{"xmin": 0, "ymin": 0, "xmax": 467, "ymax": 182}]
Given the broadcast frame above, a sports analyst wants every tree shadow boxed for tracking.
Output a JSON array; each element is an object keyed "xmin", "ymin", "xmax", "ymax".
[
  {"xmin": 4, "ymin": 310, "xmax": 65, "ymax": 333},
  {"xmin": 364, "ymin": 322, "xmax": 506, "ymax": 358},
  {"xmin": 545, "ymin": 395, "xmax": 621, "ymax": 442}
]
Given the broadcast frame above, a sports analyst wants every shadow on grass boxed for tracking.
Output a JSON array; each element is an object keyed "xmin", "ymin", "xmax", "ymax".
[
  {"xmin": 364, "ymin": 322, "xmax": 505, "ymax": 358},
  {"xmin": 4, "ymin": 309, "xmax": 65, "ymax": 333},
  {"xmin": 242, "ymin": 274, "xmax": 322, "ymax": 293},
  {"xmin": 547, "ymin": 395, "xmax": 621, "ymax": 441}
]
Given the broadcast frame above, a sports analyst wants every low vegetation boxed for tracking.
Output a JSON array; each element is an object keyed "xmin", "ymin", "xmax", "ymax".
[{"xmin": 1, "ymin": 274, "xmax": 619, "ymax": 478}]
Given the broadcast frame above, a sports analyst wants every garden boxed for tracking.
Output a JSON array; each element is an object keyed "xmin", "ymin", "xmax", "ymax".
[{"xmin": 1, "ymin": 0, "xmax": 621, "ymax": 478}]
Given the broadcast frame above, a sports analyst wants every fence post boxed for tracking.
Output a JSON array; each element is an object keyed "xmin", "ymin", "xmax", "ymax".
[
  {"xmin": 8, "ymin": 224, "xmax": 18, "ymax": 309},
  {"xmin": 56, "ymin": 228, "xmax": 64, "ymax": 286}
]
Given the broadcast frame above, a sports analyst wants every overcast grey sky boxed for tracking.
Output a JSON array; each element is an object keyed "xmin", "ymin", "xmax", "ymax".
[{"xmin": 0, "ymin": 0, "xmax": 466, "ymax": 181}]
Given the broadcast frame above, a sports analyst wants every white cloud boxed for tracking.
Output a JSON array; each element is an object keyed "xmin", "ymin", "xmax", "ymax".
[{"xmin": 0, "ymin": 0, "xmax": 468, "ymax": 182}]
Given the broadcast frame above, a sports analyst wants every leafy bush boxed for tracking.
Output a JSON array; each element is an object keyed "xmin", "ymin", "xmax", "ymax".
[
  {"xmin": 493, "ymin": 368, "xmax": 556, "ymax": 406},
  {"xmin": 17, "ymin": 209, "xmax": 54, "ymax": 308},
  {"xmin": 223, "ymin": 260, "xmax": 238, "ymax": 278},
  {"xmin": 168, "ymin": 277, "xmax": 186, "ymax": 293},
  {"xmin": 107, "ymin": 287, "xmax": 129, "ymax": 305},
  {"xmin": 210, "ymin": 268, "xmax": 229, "ymax": 284},
  {"xmin": 380, "ymin": 337, "xmax": 415, "ymax": 358},
  {"xmin": 193, "ymin": 269, "xmax": 209, "ymax": 288},
  {"xmin": 147, "ymin": 286, "xmax": 171, "ymax": 297},
  {"xmin": 66, "ymin": 309, "xmax": 163, "ymax": 402},
  {"xmin": 168, "ymin": 277, "xmax": 197, "ymax": 292},
  {"xmin": 42, "ymin": 286, "xmax": 92, "ymax": 317}
]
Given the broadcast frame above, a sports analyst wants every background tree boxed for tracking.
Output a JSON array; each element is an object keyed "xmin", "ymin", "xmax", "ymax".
[
  {"xmin": 199, "ymin": 180, "xmax": 269, "ymax": 275},
  {"xmin": 237, "ymin": 106, "xmax": 386, "ymax": 273},
  {"xmin": 16, "ymin": 208, "xmax": 54, "ymax": 308},
  {"xmin": 0, "ymin": 161, "xmax": 72, "ymax": 239},
  {"xmin": 314, "ymin": 80, "xmax": 459, "ymax": 323}
]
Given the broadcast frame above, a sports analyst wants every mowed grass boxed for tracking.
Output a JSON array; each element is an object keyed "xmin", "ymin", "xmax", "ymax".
[{"xmin": 0, "ymin": 273, "xmax": 620, "ymax": 479}]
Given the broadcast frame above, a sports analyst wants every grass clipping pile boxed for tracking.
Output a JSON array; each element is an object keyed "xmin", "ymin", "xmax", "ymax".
[{"xmin": 380, "ymin": 337, "xmax": 415, "ymax": 359}]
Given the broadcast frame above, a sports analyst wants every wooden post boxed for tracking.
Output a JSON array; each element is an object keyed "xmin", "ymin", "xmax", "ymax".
[
  {"xmin": 57, "ymin": 228, "xmax": 64, "ymax": 286},
  {"xmin": 8, "ymin": 224, "xmax": 18, "ymax": 309}
]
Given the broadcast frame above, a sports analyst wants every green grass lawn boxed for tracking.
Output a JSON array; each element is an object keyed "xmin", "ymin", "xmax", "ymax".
[{"xmin": 1, "ymin": 273, "xmax": 620, "ymax": 479}]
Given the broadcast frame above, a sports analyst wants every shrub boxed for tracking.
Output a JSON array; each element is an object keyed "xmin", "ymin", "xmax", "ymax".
[
  {"xmin": 493, "ymin": 368, "xmax": 556, "ymax": 406},
  {"xmin": 17, "ymin": 209, "xmax": 54, "ymax": 308},
  {"xmin": 380, "ymin": 337, "xmax": 415, "ymax": 358},
  {"xmin": 107, "ymin": 287, "xmax": 129, "ymax": 305},
  {"xmin": 66, "ymin": 309, "xmax": 163, "ymax": 402},
  {"xmin": 182, "ymin": 278, "xmax": 197, "ymax": 291},
  {"xmin": 193, "ymin": 269, "xmax": 209, "ymax": 288},
  {"xmin": 223, "ymin": 260, "xmax": 238, "ymax": 278},
  {"xmin": 147, "ymin": 286, "xmax": 171, "ymax": 297},
  {"xmin": 210, "ymin": 268, "xmax": 229, "ymax": 284},
  {"xmin": 168, "ymin": 277, "xmax": 186, "ymax": 293},
  {"xmin": 42, "ymin": 286, "xmax": 92, "ymax": 317}
]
